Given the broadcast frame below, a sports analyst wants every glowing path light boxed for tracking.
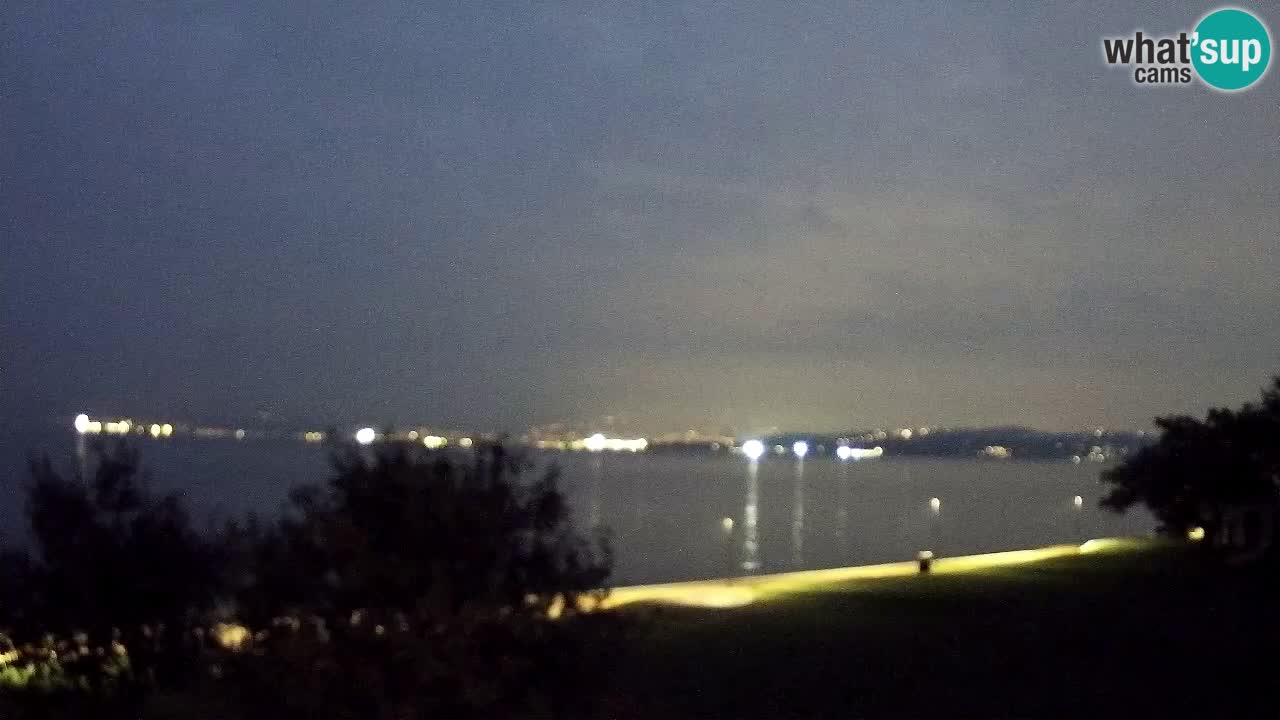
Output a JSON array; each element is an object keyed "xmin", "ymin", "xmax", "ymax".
[
  {"xmin": 600, "ymin": 540, "xmax": 1150, "ymax": 611},
  {"xmin": 355, "ymin": 427, "xmax": 376, "ymax": 445}
]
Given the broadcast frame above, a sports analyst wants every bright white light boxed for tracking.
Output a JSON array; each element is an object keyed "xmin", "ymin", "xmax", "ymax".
[
  {"xmin": 741, "ymin": 439, "xmax": 765, "ymax": 461},
  {"xmin": 792, "ymin": 441, "xmax": 809, "ymax": 458},
  {"xmin": 160, "ymin": 423, "xmax": 173, "ymax": 437},
  {"xmin": 74, "ymin": 414, "xmax": 90, "ymax": 434},
  {"xmin": 836, "ymin": 445, "xmax": 853, "ymax": 461},
  {"xmin": 584, "ymin": 433, "xmax": 606, "ymax": 452},
  {"xmin": 149, "ymin": 424, "xmax": 162, "ymax": 438},
  {"xmin": 355, "ymin": 427, "xmax": 376, "ymax": 445},
  {"xmin": 459, "ymin": 437, "xmax": 474, "ymax": 448},
  {"xmin": 929, "ymin": 497, "xmax": 941, "ymax": 513},
  {"xmin": 422, "ymin": 435, "xmax": 446, "ymax": 449},
  {"xmin": 721, "ymin": 517, "xmax": 734, "ymax": 532},
  {"xmin": 849, "ymin": 446, "xmax": 884, "ymax": 460},
  {"xmin": 1073, "ymin": 495, "xmax": 1084, "ymax": 510}
]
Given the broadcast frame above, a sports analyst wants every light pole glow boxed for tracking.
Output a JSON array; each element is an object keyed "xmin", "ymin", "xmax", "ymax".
[
  {"xmin": 741, "ymin": 439, "xmax": 765, "ymax": 461},
  {"xmin": 355, "ymin": 427, "xmax": 376, "ymax": 445},
  {"xmin": 792, "ymin": 441, "xmax": 808, "ymax": 458}
]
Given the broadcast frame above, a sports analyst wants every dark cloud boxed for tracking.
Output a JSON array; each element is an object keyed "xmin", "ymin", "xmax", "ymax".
[{"xmin": 3, "ymin": 0, "xmax": 1278, "ymax": 433}]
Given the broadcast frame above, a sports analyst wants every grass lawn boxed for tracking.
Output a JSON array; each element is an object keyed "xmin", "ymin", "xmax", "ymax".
[{"xmin": 602, "ymin": 540, "xmax": 1280, "ymax": 719}]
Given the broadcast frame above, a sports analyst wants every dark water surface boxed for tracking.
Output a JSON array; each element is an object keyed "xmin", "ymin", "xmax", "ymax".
[{"xmin": 1, "ymin": 426, "xmax": 1153, "ymax": 585}]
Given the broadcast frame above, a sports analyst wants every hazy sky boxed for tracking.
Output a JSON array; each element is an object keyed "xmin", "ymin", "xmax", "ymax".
[{"xmin": 3, "ymin": 1, "xmax": 1278, "ymax": 433}]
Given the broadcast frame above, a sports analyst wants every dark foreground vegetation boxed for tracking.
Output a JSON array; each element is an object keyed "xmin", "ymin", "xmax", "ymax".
[
  {"xmin": 1101, "ymin": 376, "xmax": 1280, "ymax": 557},
  {"xmin": 0, "ymin": 441, "xmax": 616, "ymax": 719}
]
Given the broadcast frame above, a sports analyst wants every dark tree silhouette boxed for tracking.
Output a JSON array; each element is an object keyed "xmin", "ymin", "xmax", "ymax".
[
  {"xmin": 1102, "ymin": 377, "xmax": 1280, "ymax": 544},
  {"xmin": 13, "ymin": 441, "xmax": 222, "ymax": 638},
  {"xmin": 1, "ymin": 439, "xmax": 619, "ymax": 718},
  {"xmin": 0, "ymin": 441, "xmax": 222, "ymax": 718},
  {"xmin": 218, "ymin": 440, "xmax": 616, "ymax": 719}
]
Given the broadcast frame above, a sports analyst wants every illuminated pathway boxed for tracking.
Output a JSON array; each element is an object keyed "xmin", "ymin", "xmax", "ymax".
[{"xmin": 599, "ymin": 538, "xmax": 1153, "ymax": 611}]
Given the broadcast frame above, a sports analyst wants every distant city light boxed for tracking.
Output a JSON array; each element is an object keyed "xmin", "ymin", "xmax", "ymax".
[
  {"xmin": 355, "ymin": 427, "xmax": 376, "ymax": 445},
  {"xmin": 898, "ymin": 428, "xmax": 913, "ymax": 440},
  {"xmin": 1187, "ymin": 526, "xmax": 1206, "ymax": 542},
  {"xmin": 149, "ymin": 423, "xmax": 162, "ymax": 438},
  {"xmin": 848, "ymin": 446, "xmax": 884, "ymax": 460},
  {"xmin": 234, "ymin": 428, "xmax": 246, "ymax": 441},
  {"xmin": 459, "ymin": 437, "xmax": 474, "ymax": 448},
  {"xmin": 1073, "ymin": 495, "xmax": 1084, "ymax": 510},
  {"xmin": 792, "ymin": 441, "xmax": 808, "ymax": 458},
  {"xmin": 74, "ymin": 414, "xmax": 90, "ymax": 434},
  {"xmin": 422, "ymin": 434, "xmax": 447, "ymax": 449},
  {"xmin": 721, "ymin": 517, "xmax": 734, "ymax": 532},
  {"xmin": 836, "ymin": 445, "xmax": 853, "ymax": 461},
  {"xmin": 983, "ymin": 445, "xmax": 1013, "ymax": 459},
  {"xmin": 578, "ymin": 433, "xmax": 646, "ymax": 452},
  {"xmin": 161, "ymin": 423, "xmax": 173, "ymax": 437},
  {"xmin": 102, "ymin": 419, "xmax": 132, "ymax": 435},
  {"xmin": 741, "ymin": 439, "xmax": 765, "ymax": 461},
  {"xmin": 929, "ymin": 497, "xmax": 941, "ymax": 514}
]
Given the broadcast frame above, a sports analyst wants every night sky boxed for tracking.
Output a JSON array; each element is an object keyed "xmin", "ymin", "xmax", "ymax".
[{"xmin": 3, "ymin": 1, "xmax": 1278, "ymax": 434}]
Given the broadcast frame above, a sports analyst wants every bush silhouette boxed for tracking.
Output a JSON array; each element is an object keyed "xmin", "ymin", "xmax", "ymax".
[
  {"xmin": 1102, "ymin": 376, "xmax": 1280, "ymax": 546},
  {"xmin": 219, "ymin": 440, "xmax": 616, "ymax": 718},
  {"xmin": 1, "ymin": 439, "xmax": 618, "ymax": 718}
]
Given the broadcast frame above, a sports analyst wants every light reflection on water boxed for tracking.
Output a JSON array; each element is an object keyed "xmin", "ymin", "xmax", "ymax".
[
  {"xmin": 552, "ymin": 452, "xmax": 1154, "ymax": 585},
  {"xmin": 0, "ymin": 431, "xmax": 1154, "ymax": 586},
  {"xmin": 741, "ymin": 461, "xmax": 760, "ymax": 572},
  {"xmin": 791, "ymin": 458, "xmax": 805, "ymax": 567}
]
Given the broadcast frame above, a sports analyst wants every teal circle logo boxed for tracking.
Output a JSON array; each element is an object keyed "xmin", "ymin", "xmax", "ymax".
[{"xmin": 1192, "ymin": 8, "xmax": 1271, "ymax": 91}]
